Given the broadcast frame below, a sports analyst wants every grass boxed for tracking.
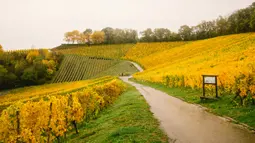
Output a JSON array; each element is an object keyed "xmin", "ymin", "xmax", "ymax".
[
  {"xmin": 130, "ymin": 78, "xmax": 255, "ymax": 129},
  {"xmin": 67, "ymin": 84, "xmax": 169, "ymax": 143},
  {"xmin": 93, "ymin": 61, "xmax": 139, "ymax": 78},
  {"xmin": 52, "ymin": 55, "xmax": 119, "ymax": 83}
]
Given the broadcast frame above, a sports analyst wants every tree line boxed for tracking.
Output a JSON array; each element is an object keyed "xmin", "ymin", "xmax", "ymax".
[
  {"xmin": 64, "ymin": 2, "xmax": 255, "ymax": 44},
  {"xmin": 0, "ymin": 49, "xmax": 63, "ymax": 90},
  {"xmin": 140, "ymin": 2, "xmax": 255, "ymax": 42},
  {"xmin": 64, "ymin": 28, "xmax": 138, "ymax": 45}
]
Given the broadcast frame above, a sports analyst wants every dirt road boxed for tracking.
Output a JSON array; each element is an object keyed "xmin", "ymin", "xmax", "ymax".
[{"xmin": 120, "ymin": 75, "xmax": 255, "ymax": 143}]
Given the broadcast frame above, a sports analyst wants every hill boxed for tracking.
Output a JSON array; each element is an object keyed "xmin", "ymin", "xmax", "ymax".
[
  {"xmin": 124, "ymin": 42, "xmax": 187, "ymax": 69},
  {"xmin": 129, "ymin": 33, "xmax": 255, "ymax": 99},
  {"xmin": 93, "ymin": 61, "xmax": 139, "ymax": 78},
  {"xmin": 0, "ymin": 76, "xmax": 168, "ymax": 142},
  {"xmin": 0, "ymin": 76, "xmax": 114, "ymax": 111},
  {"xmin": 53, "ymin": 44, "xmax": 134, "ymax": 59},
  {"xmin": 52, "ymin": 55, "xmax": 138, "ymax": 83}
]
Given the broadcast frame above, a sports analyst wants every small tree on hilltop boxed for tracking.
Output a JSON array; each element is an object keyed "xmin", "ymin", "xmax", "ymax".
[
  {"xmin": 91, "ymin": 31, "xmax": 105, "ymax": 44},
  {"xmin": 83, "ymin": 29, "xmax": 93, "ymax": 45},
  {"xmin": 0, "ymin": 44, "xmax": 3, "ymax": 53}
]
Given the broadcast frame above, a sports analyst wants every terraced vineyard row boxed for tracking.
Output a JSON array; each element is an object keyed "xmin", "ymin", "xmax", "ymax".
[
  {"xmin": 131, "ymin": 33, "xmax": 255, "ymax": 100},
  {"xmin": 124, "ymin": 42, "xmax": 187, "ymax": 68},
  {"xmin": 53, "ymin": 44, "xmax": 134, "ymax": 59},
  {"xmin": 52, "ymin": 55, "xmax": 119, "ymax": 83},
  {"xmin": 0, "ymin": 76, "xmax": 115, "ymax": 112},
  {"xmin": 0, "ymin": 78, "xmax": 126, "ymax": 142}
]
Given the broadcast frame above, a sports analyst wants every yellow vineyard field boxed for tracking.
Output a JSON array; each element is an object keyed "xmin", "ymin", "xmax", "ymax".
[
  {"xmin": 131, "ymin": 33, "xmax": 255, "ymax": 98},
  {"xmin": 0, "ymin": 76, "xmax": 114, "ymax": 107},
  {"xmin": 54, "ymin": 44, "xmax": 134, "ymax": 59},
  {"xmin": 0, "ymin": 78, "xmax": 126, "ymax": 142},
  {"xmin": 124, "ymin": 42, "xmax": 187, "ymax": 69}
]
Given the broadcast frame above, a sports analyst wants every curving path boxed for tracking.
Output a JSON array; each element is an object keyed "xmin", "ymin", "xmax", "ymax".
[{"xmin": 120, "ymin": 62, "xmax": 255, "ymax": 143}]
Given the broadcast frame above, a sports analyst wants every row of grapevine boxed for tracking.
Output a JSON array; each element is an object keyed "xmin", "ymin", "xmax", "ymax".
[
  {"xmin": 0, "ymin": 79, "xmax": 126, "ymax": 143},
  {"xmin": 4, "ymin": 48, "xmax": 51, "ymax": 55},
  {"xmin": 53, "ymin": 44, "xmax": 134, "ymax": 59},
  {"xmin": 0, "ymin": 76, "xmax": 115, "ymax": 110},
  {"xmin": 124, "ymin": 42, "xmax": 187, "ymax": 68},
  {"xmin": 52, "ymin": 55, "xmax": 119, "ymax": 83},
  {"xmin": 130, "ymin": 33, "xmax": 255, "ymax": 104}
]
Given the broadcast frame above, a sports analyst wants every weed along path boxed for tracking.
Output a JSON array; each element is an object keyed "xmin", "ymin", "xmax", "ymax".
[{"xmin": 120, "ymin": 63, "xmax": 255, "ymax": 143}]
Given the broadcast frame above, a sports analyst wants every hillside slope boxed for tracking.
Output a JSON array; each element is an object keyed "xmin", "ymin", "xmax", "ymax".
[
  {"xmin": 124, "ymin": 42, "xmax": 187, "ymax": 69},
  {"xmin": 93, "ymin": 61, "xmax": 139, "ymax": 78},
  {"xmin": 52, "ymin": 55, "xmax": 138, "ymax": 83},
  {"xmin": 132, "ymin": 33, "xmax": 255, "ymax": 96},
  {"xmin": 0, "ymin": 76, "xmax": 115, "ymax": 112},
  {"xmin": 53, "ymin": 44, "xmax": 134, "ymax": 59}
]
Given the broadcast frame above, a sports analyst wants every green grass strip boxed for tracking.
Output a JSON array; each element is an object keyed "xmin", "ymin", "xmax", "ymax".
[
  {"xmin": 67, "ymin": 84, "xmax": 169, "ymax": 143},
  {"xmin": 130, "ymin": 78, "xmax": 255, "ymax": 129}
]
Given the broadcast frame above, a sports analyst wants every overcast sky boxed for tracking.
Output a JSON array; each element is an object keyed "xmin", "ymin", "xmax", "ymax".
[{"xmin": 0, "ymin": 0, "xmax": 253, "ymax": 50}]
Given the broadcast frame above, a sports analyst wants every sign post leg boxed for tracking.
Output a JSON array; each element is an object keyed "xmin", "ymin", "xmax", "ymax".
[
  {"xmin": 203, "ymin": 83, "xmax": 205, "ymax": 97},
  {"xmin": 215, "ymin": 77, "xmax": 218, "ymax": 98}
]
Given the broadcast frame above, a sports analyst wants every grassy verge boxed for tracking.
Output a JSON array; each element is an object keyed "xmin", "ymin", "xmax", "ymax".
[
  {"xmin": 130, "ymin": 78, "xmax": 255, "ymax": 129},
  {"xmin": 93, "ymin": 61, "xmax": 139, "ymax": 78},
  {"xmin": 67, "ymin": 84, "xmax": 169, "ymax": 143}
]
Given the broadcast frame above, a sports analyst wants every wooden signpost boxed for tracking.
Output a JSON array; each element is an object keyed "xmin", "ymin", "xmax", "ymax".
[{"xmin": 201, "ymin": 75, "xmax": 218, "ymax": 99}]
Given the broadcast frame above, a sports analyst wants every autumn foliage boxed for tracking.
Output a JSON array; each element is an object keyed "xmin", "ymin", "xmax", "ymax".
[
  {"xmin": 0, "ymin": 78, "xmax": 126, "ymax": 142},
  {"xmin": 0, "ymin": 49, "xmax": 63, "ymax": 90},
  {"xmin": 128, "ymin": 33, "xmax": 255, "ymax": 104}
]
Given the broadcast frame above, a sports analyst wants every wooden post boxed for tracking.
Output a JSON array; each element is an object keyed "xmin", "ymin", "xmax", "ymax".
[
  {"xmin": 47, "ymin": 103, "xmax": 53, "ymax": 143},
  {"xmin": 16, "ymin": 111, "xmax": 20, "ymax": 142},
  {"xmin": 202, "ymin": 75, "xmax": 218, "ymax": 99},
  {"xmin": 72, "ymin": 120, "xmax": 79, "ymax": 134},
  {"xmin": 202, "ymin": 75, "xmax": 205, "ymax": 97},
  {"xmin": 215, "ymin": 76, "xmax": 218, "ymax": 98}
]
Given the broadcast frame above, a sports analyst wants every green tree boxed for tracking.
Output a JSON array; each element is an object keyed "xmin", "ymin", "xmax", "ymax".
[
  {"xmin": 0, "ymin": 65, "xmax": 7, "ymax": 86},
  {"xmin": 178, "ymin": 25, "xmax": 193, "ymax": 41},
  {"xmin": 83, "ymin": 29, "xmax": 93, "ymax": 44},
  {"xmin": 249, "ymin": 2, "xmax": 255, "ymax": 31},
  {"xmin": 140, "ymin": 28, "xmax": 154, "ymax": 42},
  {"xmin": 194, "ymin": 20, "xmax": 217, "ymax": 39},
  {"xmin": 15, "ymin": 60, "xmax": 27, "ymax": 76},
  {"xmin": 216, "ymin": 16, "xmax": 229, "ymax": 35},
  {"xmin": 124, "ymin": 29, "xmax": 138, "ymax": 43},
  {"xmin": 4, "ymin": 73, "xmax": 17, "ymax": 88},
  {"xmin": 21, "ymin": 67, "xmax": 38, "ymax": 85},
  {"xmin": 101, "ymin": 27, "xmax": 114, "ymax": 44},
  {"xmin": 154, "ymin": 28, "xmax": 172, "ymax": 42},
  {"xmin": 113, "ymin": 29, "xmax": 125, "ymax": 43}
]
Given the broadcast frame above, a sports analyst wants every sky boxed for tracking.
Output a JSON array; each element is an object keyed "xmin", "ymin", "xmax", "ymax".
[{"xmin": 0, "ymin": 0, "xmax": 254, "ymax": 50}]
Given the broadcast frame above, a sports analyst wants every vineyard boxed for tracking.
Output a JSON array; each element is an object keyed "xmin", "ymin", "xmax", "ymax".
[
  {"xmin": 52, "ymin": 55, "xmax": 138, "ymax": 83},
  {"xmin": 124, "ymin": 42, "xmax": 187, "ymax": 69},
  {"xmin": 53, "ymin": 44, "xmax": 134, "ymax": 59},
  {"xmin": 130, "ymin": 33, "xmax": 255, "ymax": 104},
  {"xmin": 3, "ymin": 48, "xmax": 50, "ymax": 54},
  {"xmin": 0, "ymin": 77, "xmax": 126, "ymax": 142},
  {"xmin": 51, "ymin": 33, "xmax": 255, "ymax": 104},
  {"xmin": 0, "ymin": 76, "xmax": 114, "ymax": 112}
]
